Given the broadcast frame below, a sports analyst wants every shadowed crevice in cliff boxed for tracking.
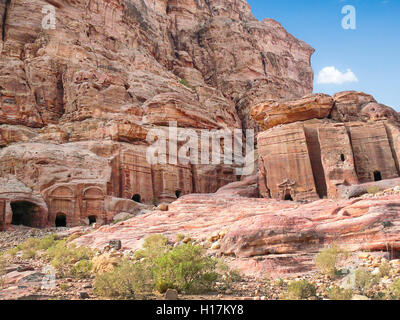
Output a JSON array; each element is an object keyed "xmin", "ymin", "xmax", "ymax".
[
  {"xmin": 1, "ymin": 0, "xmax": 11, "ymax": 42},
  {"xmin": 383, "ymin": 122, "xmax": 400, "ymax": 175},
  {"xmin": 260, "ymin": 52, "xmax": 268, "ymax": 79}
]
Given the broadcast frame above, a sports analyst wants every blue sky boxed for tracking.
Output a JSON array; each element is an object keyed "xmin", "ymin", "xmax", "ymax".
[{"xmin": 247, "ymin": 0, "xmax": 400, "ymax": 110}]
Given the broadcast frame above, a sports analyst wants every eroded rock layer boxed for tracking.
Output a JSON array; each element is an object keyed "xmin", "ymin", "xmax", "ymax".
[{"xmin": 72, "ymin": 178, "xmax": 400, "ymax": 277}]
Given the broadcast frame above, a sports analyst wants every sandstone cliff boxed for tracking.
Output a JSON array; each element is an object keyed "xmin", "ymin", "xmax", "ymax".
[
  {"xmin": 0, "ymin": 0, "xmax": 314, "ymax": 229},
  {"xmin": 253, "ymin": 92, "xmax": 400, "ymax": 201}
]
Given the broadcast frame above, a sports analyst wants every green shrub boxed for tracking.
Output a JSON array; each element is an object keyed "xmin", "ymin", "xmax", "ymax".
[
  {"xmin": 386, "ymin": 279, "xmax": 400, "ymax": 300},
  {"xmin": 379, "ymin": 260, "xmax": 391, "ymax": 277},
  {"xmin": 276, "ymin": 278, "xmax": 285, "ymax": 288},
  {"xmin": 282, "ymin": 280, "xmax": 316, "ymax": 300},
  {"xmin": 94, "ymin": 259, "xmax": 150, "ymax": 299},
  {"xmin": 17, "ymin": 238, "xmax": 40, "ymax": 252},
  {"xmin": 354, "ymin": 268, "xmax": 379, "ymax": 295},
  {"xmin": 38, "ymin": 234, "xmax": 59, "ymax": 250},
  {"xmin": 21, "ymin": 248, "xmax": 36, "ymax": 259},
  {"xmin": 226, "ymin": 269, "xmax": 242, "ymax": 284},
  {"xmin": 6, "ymin": 235, "xmax": 59, "ymax": 259},
  {"xmin": 152, "ymin": 243, "xmax": 219, "ymax": 294},
  {"xmin": 6, "ymin": 247, "xmax": 19, "ymax": 257},
  {"xmin": 315, "ymin": 245, "xmax": 346, "ymax": 276},
  {"xmin": 59, "ymin": 283, "xmax": 70, "ymax": 291},
  {"xmin": 94, "ymin": 235, "xmax": 223, "ymax": 299},
  {"xmin": 71, "ymin": 260, "xmax": 93, "ymax": 279},
  {"xmin": 328, "ymin": 285, "xmax": 353, "ymax": 300},
  {"xmin": 46, "ymin": 241, "xmax": 96, "ymax": 277},
  {"xmin": 134, "ymin": 234, "xmax": 169, "ymax": 260}
]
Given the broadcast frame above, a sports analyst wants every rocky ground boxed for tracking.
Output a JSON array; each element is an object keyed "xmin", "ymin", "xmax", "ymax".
[{"xmin": 1, "ymin": 194, "xmax": 400, "ymax": 301}]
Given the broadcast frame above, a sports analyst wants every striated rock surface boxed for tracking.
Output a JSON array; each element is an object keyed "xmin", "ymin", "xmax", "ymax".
[
  {"xmin": 73, "ymin": 179, "xmax": 400, "ymax": 277},
  {"xmin": 254, "ymin": 91, "xmax": 400, "ymax": 201},
  {"xmin": 331, "ymin": 91, "xmax": 376, "ymax": 122},
  {"xmin": 0, "ymin": 0, "xmax": 313, "ymax": 131},
  {"xmin": 251, "ymin": 94, "xmax": 334, "ymax": 130}
]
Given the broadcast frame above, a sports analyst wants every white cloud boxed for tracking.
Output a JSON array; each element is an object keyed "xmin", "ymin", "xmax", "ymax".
[{"xmin": 317, "ymin": 66, "xmax": 358, "ymax": 85}]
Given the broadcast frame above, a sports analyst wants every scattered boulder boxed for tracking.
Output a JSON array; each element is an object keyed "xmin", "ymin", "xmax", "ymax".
[
  {"xmin": 331, "ymin": 91, "xmax": 376, "ymax": 122},
  {"xmin": 157, "ymin": 204, "xmax": 169, "ymax": 212},
  {"xmin": 165, "ymin": 289, "xmax": 178, "ymax": 300},
  {"xmin": 251, "ymin": 94, "xmax": 334, "ymax": 130},
  {"xmin": 109, "ymin": 240, "xmax": 122, "ymax": 251}
]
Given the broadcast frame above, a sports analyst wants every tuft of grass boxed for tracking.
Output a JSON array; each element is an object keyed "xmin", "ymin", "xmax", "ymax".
[
  {"xmin": 6, "ymin": 247, "xmax": 19, "ymax": 257},
  {"xmin": 315, "ymin": 245, "xmax": 347, "ymax": 277},
  {"xmin": 328, "ymin": 285, "xmax": 353, "ymax": 300},
  {"xmin": 46, "ymin": 240, "xmax": 96, "ymax": 278},
  {"xmin": 386, "ymin": 278, "xmax": 400, "ymax": 300},
  {"xmin": 354, "ymin": 268, "xmax": 380, "ymax": 295},
  {"xmin": 59, "ymin": 283, "xmax": 70, "ymax": 291},
  {"xmin": 71, "ymin": 260, "xmax": 93, "ymax": 279},
  {"xmin": 5, "ymin": 234, "xmax": 59, "ymax": 259},
  {"xmin": 21, "ymin": 249, "xmax": 36, "ymax": 259},
  {"xmin": 179, "ymin": 78, "xmax": 196, "ymax": 91},
  {"xmin": 379, "ymin": 260, "xmax": 391, "ymax": 278},
  {"xmin": 94, "ymin": 258, "xmax": 150, "ymax": 299},
  {"xmin": 282, "ymin": 280, "xmax": 316, "ymax": 300}
]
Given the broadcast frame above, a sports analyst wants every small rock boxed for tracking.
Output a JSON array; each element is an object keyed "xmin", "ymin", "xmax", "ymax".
[
  {"xmin": 358, "ymin": 253, "xmax": 370, "ymax": 260},
  {"xmin": 211, "ymin": 242, "xmax": 221, "ymax": 250},
  {"xmin": 208, "ymin": 232, "xmax": 220, "ymax": 243},
  {"xmin": 109, "ymin": 239, "xmax": 122, "ymax": 250},
  {"xmin": 165, "ymin": 289, "xmax": 178, "ymax": 300},
  {"xmin": 183, "ymin": 237, "xmax": 192, "ymax": 244},
  {"xmin": 371, "ymin": 268, "xmax": 380, "ymax": 276},
  {"xmin": 78, "ymin": 292, "xmax": 90, "ymax": 299},
  {"xmin": 157, "ymin": 203, "xmax": 169, "ymax": 211},
  {"xmin": 218, "ymin": 230, "xmax": 228, "ymax": 239}
]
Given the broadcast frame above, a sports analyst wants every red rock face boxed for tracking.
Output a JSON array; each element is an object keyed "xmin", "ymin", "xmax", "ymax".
[
  {"xmin": 0, "ymin": 0, "xmax": 314, "ymax": 230},
  {"xmin": 72, "ymin": 180, "xmax": 400, "ymax": 277},
  {"xmin": 254, "ymin": 91, "xmax": 400, "ymax": 201},
  {"xmin": 251, "ymin": 94, "xmax": 334, "ymax": 130}
]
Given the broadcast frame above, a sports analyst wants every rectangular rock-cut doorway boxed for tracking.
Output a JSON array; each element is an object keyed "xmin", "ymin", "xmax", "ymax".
[
  {"xmin": 11, "ymin": 201, "xmax": 43, "ymax": 228},
  {"xmin": 304, "ymin": 126, "xmax": 328, "ymax": 199}
]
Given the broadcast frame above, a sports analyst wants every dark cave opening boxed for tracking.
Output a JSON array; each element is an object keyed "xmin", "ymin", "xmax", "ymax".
[
  {"xmin": 88, "ymin": 215, "xmax": 97, "ymax": 225},
  {"xmin": 11, "ymin": 201, "xmax": 38, "ymax": 227},
  {"xmin": 132, "ymin": 194, "xmax": 141, "ymax": 203},
  {"xmin": 55, "ymin": 213, "xmax": 67, "ymax": 227},
  {"xmin": 374, "ymin": 171, "xmax": 382, "ymax": 182}
]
